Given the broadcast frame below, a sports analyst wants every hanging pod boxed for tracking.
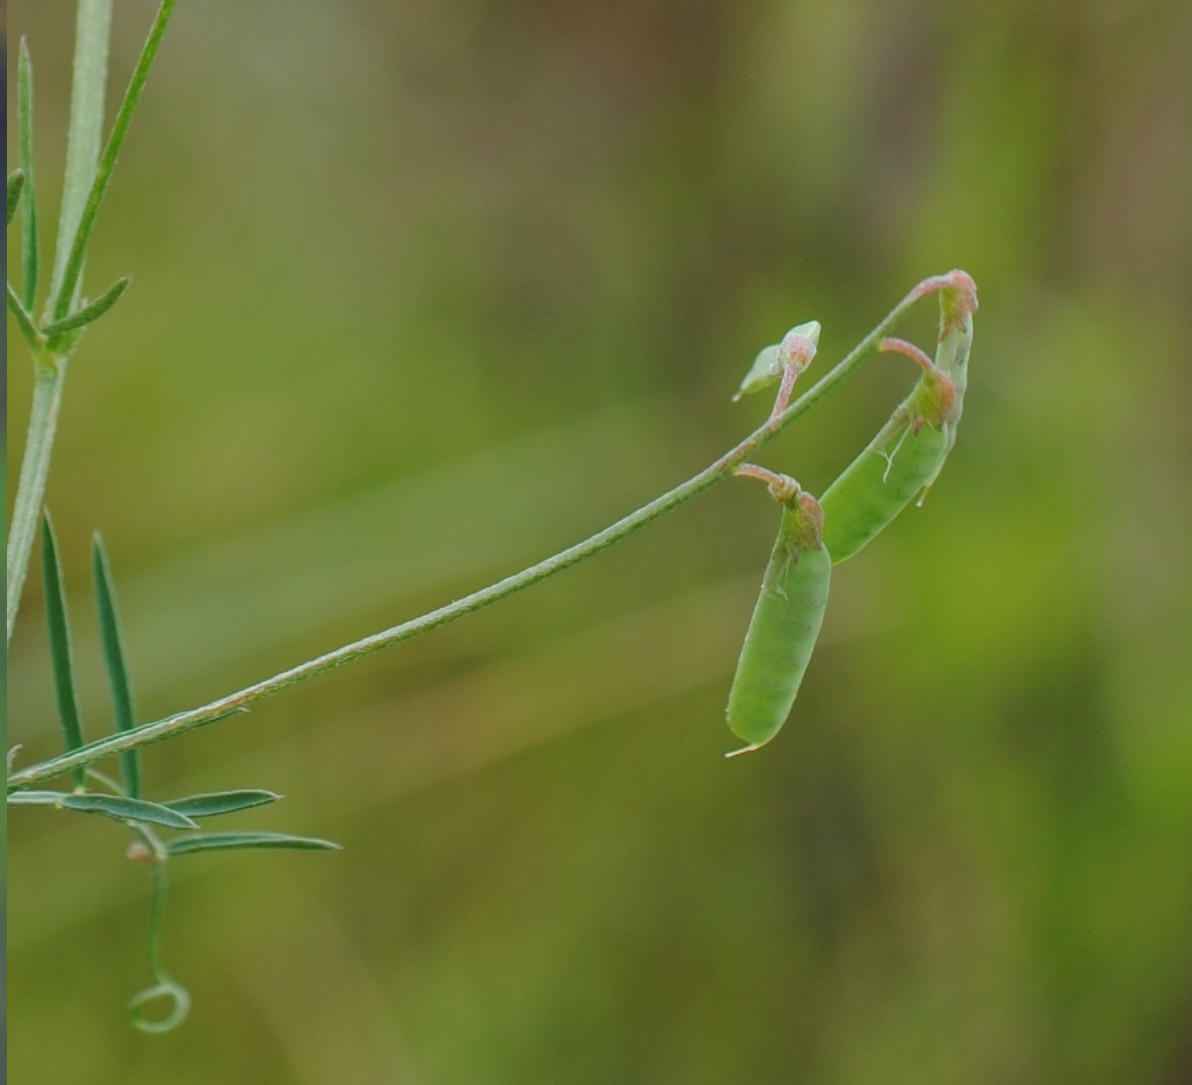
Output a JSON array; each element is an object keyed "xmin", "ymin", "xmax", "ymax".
[
  {"xmin": 726, "ymin": 480, "xmax": 832, "ymax": 753},
  {"xmin": 817, "ymin": 345, "xmax": 953, "ymax": 563},
  {"xmin": 819, "ymin": 272, "xmax": 977, "ymax": 564}
]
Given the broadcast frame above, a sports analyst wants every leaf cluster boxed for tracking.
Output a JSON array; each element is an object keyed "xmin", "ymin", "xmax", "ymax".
[{"xmin": 8, "ymin": 519, "xmax": 340, "ymax": 1031}]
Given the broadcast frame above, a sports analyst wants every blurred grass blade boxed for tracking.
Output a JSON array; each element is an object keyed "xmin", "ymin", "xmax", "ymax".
[
  {"xmin": 51, "ymin": 0, "xmax": 179, "ymax": 322},
  {"xmin": 43, "ymin": 276, "xmax": 131, "ymax": 341},
  {"xmin": 167, "ymin": 832, "xmax": 342, "ymax": 856},
  {"xmin": 163, "ymin": 790, "xmax": 282, "ymax": 818},
  {"xmin": 17, "ymin": 38, "xmax": 39, "ymax": 310},
  {"xmin": 92, "ymin": 533, "xmax": 141, "ymax": 798},
  {"xmin": 7, "ymin": 284, "xmax": 43, "ymax": 351},
  {"xmin": 49, "ymin": 0, "xmax": 113, "ymax": 312},
  {"xmin": 42, "ymin": 512, "xmax": 86, "ymax": 790},
  {"xmin": 7, "ymin": 789, "xmax": 199, "ymax": 829},
  {"xmin": 8, "ymin": 168, "xmax": 25, "ymax": 226},
  {"xmin": 62, "ymin": 792, "xmax": 199, "ymax": 829}
]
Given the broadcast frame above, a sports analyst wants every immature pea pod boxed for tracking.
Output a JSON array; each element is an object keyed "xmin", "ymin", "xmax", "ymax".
[
  {"xmin": 726, "ymin": 475, "xmax": 832, "ymax": 753},
  {"xmin": 819, "ymin": 271, "xmax": 977, "ymax": 564}
]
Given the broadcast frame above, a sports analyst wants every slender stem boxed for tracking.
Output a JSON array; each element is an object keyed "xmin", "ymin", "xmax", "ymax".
[
  {"xmin": 734, "ymin": 464, "xmax": 800, "ymax": 504},
  {"xmin": 7, "ymin": 358, "xmax": 67, "ymax": 646},
  {"xmin": 49, "ymin": 0, "xmax": 112, "ymax": 312},
  {"xmin": 7, "ymin": 275, "xmax": 944, "ymax": 792},
  {"xmin": 879, "ymin": 337, "xmax": 939, "ymax": 375},
  {"xmin": 7, "ymin": 0, "xmax": 113, "ymax": 646},
  {"xmin": 50, "ymin": 0, "xmax": 178, "ymax": 322},
  {"xmin": 8, "ymin": 0, "xmax": 177, "ymax": 646}
]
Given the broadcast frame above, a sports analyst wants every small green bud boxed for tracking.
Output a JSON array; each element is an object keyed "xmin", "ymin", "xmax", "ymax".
[{"xmin": 734, "ymin": 320, "xmax": 821, "ymax": 400}]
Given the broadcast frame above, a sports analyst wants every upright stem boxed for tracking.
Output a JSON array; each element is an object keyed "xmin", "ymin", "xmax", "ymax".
[
  {"xmin": 49, "ymin": 0, "xmax": 112, "ymax": 311},
  {"xmin": 7, "ymin": 0, "xmax": 112, "ymax": 645},
  {"xmin": 8, "ymin": 0, "xmax": 176, "ymax": 645},
  {"xmin": 51, "ymin": 0, "xmax": 179, "ymax": 322},
  {"xmin": 7, "ymin": 357, "xmax": 67, "ymax": 645},
  {"xmin": 7, "ymin": 273, "xmax": 946, "ymax": 792}
]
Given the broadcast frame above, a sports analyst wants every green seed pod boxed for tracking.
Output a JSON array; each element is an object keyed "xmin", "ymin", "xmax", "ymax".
[
  {"xmin": 819, "ymin": 273, "xmax": 977, "ymax": 563},
  {"xmin": 818, "ymin": 377, "xmax": 952, "ymax": 563},
  {"xmin": 726, "ymin": 486, "xmax": 832, "ymax": 753}
]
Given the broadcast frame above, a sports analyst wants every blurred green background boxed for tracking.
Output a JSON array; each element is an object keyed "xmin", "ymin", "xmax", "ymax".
[{"xmin": 7, "ymin": 1, "xmax": 1192, "ymax": 1082}]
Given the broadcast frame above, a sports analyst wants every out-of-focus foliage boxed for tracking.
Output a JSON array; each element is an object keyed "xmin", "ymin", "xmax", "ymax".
[{"xmin": 7, "ymin": 1, "xmax": 1191, "ymax": 1081}]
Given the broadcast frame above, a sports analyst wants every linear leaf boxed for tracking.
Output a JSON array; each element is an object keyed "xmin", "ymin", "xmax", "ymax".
[
  {"xmin": 43, "ymin": 276, "xmax": 131, "ymax": 342},
  {"xmin": 163, "ymin": 790, "xmax": 282, "ymax": 818},
  {"xmin": 167, "ymin": 831, "xmax": 341, "ymax": 856},
  {"xmin": 7, "ymin": 789, "xmax": 198, "ymax": 829},
  {"xmin": 50, "ymin": 0, "xmax": 113, "ymax": 312},
  {"xmin": 62, "ymin": 792, "xmax": 199, "ymax": 829},
  {"xmin": 18, "ymin": 38, "xmax": 39, "ymax": 310},
  {"xmin": 92, "ymin": 533, "xmax": 141, "ymax": 797},
  {"xmin": 8, "ymin": 169, "xmax": 25, "ymax": 226},
  {"xmin": 42, "ymin": 512, "xmax": 86, "ymax": 789},
  {"xmin": 51, "ymin": 0, "xmax": 179, "ymax": 321},
  {"xmin": 7, "ymin": 283, "xmax": 43, "ymax": 351}
]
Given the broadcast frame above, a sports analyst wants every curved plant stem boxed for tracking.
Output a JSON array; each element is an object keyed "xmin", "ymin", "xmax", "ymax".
[
  {"xmin": 7, "ymin": 275, "xmax": 948, "ymax": 793},
  {"xmin": 127, "ymin": 826, "xmax": 191, "ymax": 1034}
]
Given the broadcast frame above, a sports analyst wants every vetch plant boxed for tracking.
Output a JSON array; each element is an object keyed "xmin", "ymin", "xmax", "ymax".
[{"xmin": 7, "ymin": 1, "xmax": 978, "ymax": 1033}]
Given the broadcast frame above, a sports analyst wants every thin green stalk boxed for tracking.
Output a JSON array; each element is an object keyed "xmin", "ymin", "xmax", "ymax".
[
  {"xmin": 7, "ymin": 358, "xmax": 68, "ymax": 646},
  {"xmin": 7, "ymin": 0, "xmax": 112, "ymax": 646},
  {"xmin": 7, "ymin": 276, "xmax": 943, "ymax": 792},
  {"xmin": 8, "ymin": 0, "xmax": 177, "ymax": 647},
  {"xmin": 50, "ymin": 0, "xmax": 178, "ymax": 322},
  {"xmin": 49, "ymin": 0, "xmax": 112, "ymax": 311}
]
